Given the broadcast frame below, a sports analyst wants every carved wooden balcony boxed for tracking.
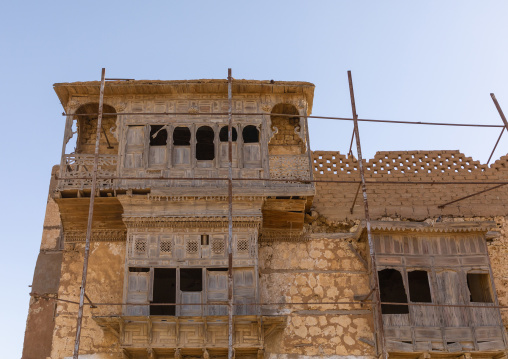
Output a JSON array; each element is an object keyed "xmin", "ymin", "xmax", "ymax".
[{"xmin": 93, "ymin": 315, "xmax": 285, "ymax": 357}]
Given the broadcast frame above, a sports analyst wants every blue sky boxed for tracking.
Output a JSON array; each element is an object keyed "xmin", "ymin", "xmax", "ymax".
[{"xmin": 1, "ymin": 1, "xmax": 508, "ymax": 357}]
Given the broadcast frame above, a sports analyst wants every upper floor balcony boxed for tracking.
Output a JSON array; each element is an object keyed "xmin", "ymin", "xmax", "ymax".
[{"xmin": 56, "ymin": 101, "xmax": 315, "ymax": 198}]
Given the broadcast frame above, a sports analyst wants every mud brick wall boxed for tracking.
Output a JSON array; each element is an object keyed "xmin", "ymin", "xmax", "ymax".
[
  {"xmin": 312, "ymin": 150, "xmax": 508, "ymax": 221},
  {"xmin": 259, "ymin": 238, "xmax": 375, "ymax": 357}
]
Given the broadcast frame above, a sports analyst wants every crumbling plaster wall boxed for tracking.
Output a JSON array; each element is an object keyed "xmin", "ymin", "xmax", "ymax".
[
  {"xmin": 50, "ymin": 241, "xmax": 125, "ymax": 359},
  {"xmin": 259, "ymin": 238, "xmax": 375, "ymax": 358}
]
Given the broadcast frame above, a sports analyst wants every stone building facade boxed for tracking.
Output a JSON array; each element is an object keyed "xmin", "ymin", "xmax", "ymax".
[{"xmin": 22, "ymin": 79, "xmax": 508, "ymax": 359}]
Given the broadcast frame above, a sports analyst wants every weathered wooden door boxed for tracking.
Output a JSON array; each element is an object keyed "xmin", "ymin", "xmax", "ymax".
[
  {"xmin": 126, "ymin": 270, "xmax": 150, "ymax": 315},
  {"xmin": 124, "ymin": 126, "xmax": 145, "ymax": 168},
  {"xmin": 207, "ymin": 270, "xmax": 228, "ymax": 315},
  {"xmin": 233, "ymin": 268, "xmax": 256, "ymax": 315}
]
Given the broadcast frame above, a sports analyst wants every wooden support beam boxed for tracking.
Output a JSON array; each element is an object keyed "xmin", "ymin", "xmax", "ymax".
[
  {"xmin": 147, "ymin": 348, "xmax": 156, "ymax": 359},
  {"xmin": 458, "ymin": 353, "xmax": 471, "ymax": 359},
  {"xmin": 347, "ymin": 242, "xmax": 368, "ymax": 270},
  {"xmin": 148, "ymin": 316, "xmax": 153, "ymax": 344},
  {"xmin": 359, "ymin": 336, "xmax": 375, "ymax": 347},
  {"xmin": 263, "ymin": 323, "xmax": 278, "ymax": 339},
  {"xmin": 105, "ymin": 324, "xmax": 119, "ymax": 339},
  {"xmin": 418, "ymin": 353, "xmax": 431, "ymax": 359},
  {"xmin": 122, "ymin": 349, "xmax": 132, "ymax": 359}
]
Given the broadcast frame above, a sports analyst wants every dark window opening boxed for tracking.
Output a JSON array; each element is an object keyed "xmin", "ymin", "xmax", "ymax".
[
  {"xmin": 201, "ymin": 234, "xmax": 209, "ymax": 246},
  {"xmin": 151, "ymin": 268, "xmax": 176, "ymax": 315},
  {"xmin": 173, "ymin": 127, "xmax": 191, "ymax": 146},
  {"xmin": 408, "ymin": 270, "xmax": 432, "ymax": 302},
  {"xmin": 242, "ymin": 125, "xmax": 259, "ymax": 143},
  {"xmin": 219, "ymin": 126, "xmax": 237, "ymax": 142},
  {"xmin": 150, "ymin": 125, "xmax": 167, "ymax": 146},
  {"xmin": 208, "ymin": 268, "xmax": 228, "ymax": 272},
  {"xmin": 129, "ymin": 267, "xmax": 149, "ymax": 272},
  {"xmin": 196, "ymin": 126, "xmax": 215, "ymax": 160},
  {"xmin": 378, "ymin": 269, "xmax": 409, "ymax": 314},
  {"xmin": 180, "ymin": 268, "xmax": 203, "ymax": 291},
  {"xmin": 467, "ymin": 273, "xmax": 493, "ymax": 303}
]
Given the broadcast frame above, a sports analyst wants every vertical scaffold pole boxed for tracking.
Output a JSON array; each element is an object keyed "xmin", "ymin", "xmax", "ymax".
[
  {"xmin": 347, "ymin": 71, "xmax": 387, "ymax": 359},
  {"xmin": 227, "ymin": 68, "xmax": 234, "ymax": 359},
  {"xmin": 72, "ymin": 68, "xmax": 106, "ymax": 359}
]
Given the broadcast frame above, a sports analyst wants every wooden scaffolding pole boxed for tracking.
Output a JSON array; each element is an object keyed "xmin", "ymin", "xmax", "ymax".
[
  {"xmin": 72, "ymin": 68, "xmax": 106, "ymax": 359},
  {"xmin": 227, "ymin": 68, "xmax": 234, "ymax": 359},
  {"xmin": 347, "ymin": 71, "xmax": 387, "ymax": 359}
]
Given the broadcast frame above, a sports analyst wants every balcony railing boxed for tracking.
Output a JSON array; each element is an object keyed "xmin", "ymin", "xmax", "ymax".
[
  {"xmin": 269, "ymin": 154, "xmax": 311, "ymax": 183},
  {"xmin": 56, "ymin": 153, "xmax": 314, "ymax": 192},
  {"xmin": 58, "ymin": 154, "xmax": 118, "ymax": 190}
]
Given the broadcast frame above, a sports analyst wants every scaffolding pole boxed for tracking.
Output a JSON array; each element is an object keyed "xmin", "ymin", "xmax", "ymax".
[
  {"xmin": 72, "ymin": 68, "xmax": 106, "ymax": 359},
  {"xmin": 347, "ymin": 71, "xmax": 387, "ymax": 359},
  {"xmin": 227, "ymin": 68, "xmax": 234, "ymax": 359}
]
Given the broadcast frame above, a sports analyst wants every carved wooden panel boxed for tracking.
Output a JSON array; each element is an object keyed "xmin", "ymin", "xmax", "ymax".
[{"xmin": 152, "ymin": 322, "xmax": 177, "ymax": 346}]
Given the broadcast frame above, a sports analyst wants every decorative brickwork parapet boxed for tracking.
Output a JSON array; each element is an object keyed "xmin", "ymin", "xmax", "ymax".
[{"xmin": 312, "ymin": 150, "xmax": 508, "ymax": 178}]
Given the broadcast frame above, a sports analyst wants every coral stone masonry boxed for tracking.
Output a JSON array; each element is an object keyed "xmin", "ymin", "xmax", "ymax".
[{"xmin": 22, "ymin": 78, "xmax": 508, "ymax": 359}]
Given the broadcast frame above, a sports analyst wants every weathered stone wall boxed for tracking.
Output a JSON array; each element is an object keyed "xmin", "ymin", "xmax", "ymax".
[
  {"xmin": 312, "ymin": 150, "xmax": 508, "ymax": 220},
  {"xmin": 259, "ymin": 238, "xmax": 375, "ymax": 358},
  {"xmin": 50, "ymin": 242, "xmax": 125, "ymax": 359}
]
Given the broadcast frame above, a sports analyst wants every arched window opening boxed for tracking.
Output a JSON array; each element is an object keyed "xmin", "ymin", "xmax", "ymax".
[
  {"xmin": 242, "ymin": 125, "xmax": 259, "ymax": 143},
  {"xmin": 408, "ymin": 270, "xmax": 432, "ymax": 303},
  {"xmin": 75, "ymin": 103, "xmax": 118, "ymax": 155},
  {"xmin": 173, "ymin": 127, "xmax": 191, "ymax": 146},
  {"xmin": 269, "ymin": 103, "xmax": 304, "ymax": 155},
  {"xmin": 150, "ymin": 125, "xmax": 167, "ymax": 146},
  {"xmin": 196, "ymin": 126, "xmax": 215, "ymax": 160},
  {"xmin": 378, "ymin": 268, "xmax": 409, "ymax": 314},
  {"xmin": 219, "ymin": 126, "xmax": 237, "ymax": 142}
]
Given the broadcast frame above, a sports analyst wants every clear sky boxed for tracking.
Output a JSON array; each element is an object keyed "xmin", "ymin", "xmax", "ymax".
[{"xmin": 1, "ymin": 1, "xmax": 508, "ymax": 357}]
